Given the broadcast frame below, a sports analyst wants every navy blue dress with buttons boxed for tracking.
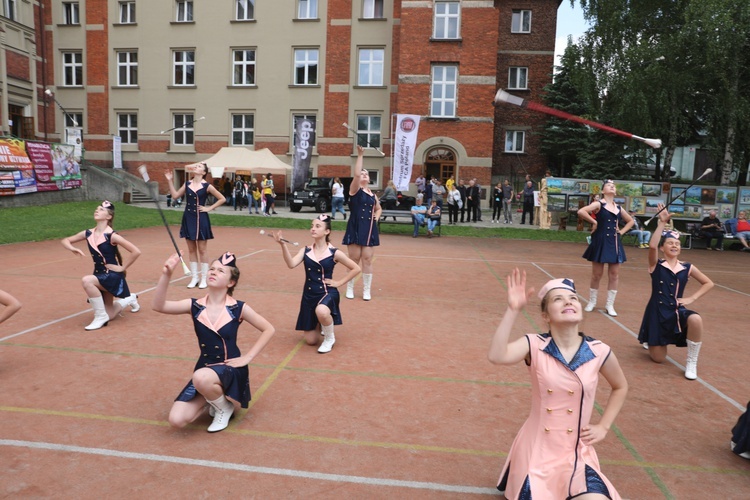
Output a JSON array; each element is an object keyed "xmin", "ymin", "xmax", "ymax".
[
  {"xmin": 638, "ymin": 260, "xmax": 697, "ymax": 347},
  {"xmin": 180, "ymin": 181, "xmax": 215, "ymax": 241},
  {"xmin": 296, "ymin": 246, "xmax": 342, "ymax": 331},
  {"xmin": 342, "ymin": 189, "xmax": 379, "ymax": 247},
  {"xmin": 85, "ymin": 229, "xmax": 131, "ymax": 298},
  {"xmin": 175, "ymin": 297, "xmax": 251, "ymax": 408},
  {"xmin": 582, "ymin": 201, "xmax": 626, "ymax": 263}
]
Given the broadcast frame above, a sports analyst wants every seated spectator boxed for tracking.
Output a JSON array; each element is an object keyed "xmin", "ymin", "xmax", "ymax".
[
  {"xmin": 726, "ymin": 211, "xmax": 750, "ymax": 252},
  {"xmin": 411, "ymin": 194, "xmax": 427, "ymax": 238},
  {"xmin": 699, "ymin": 210, "xmax": 725, "ymax": 251},
  {"xmin": 626, "ymin": 210, "xmax": 652, "ymax": 248},
  {"xmin": 426, "ymin": 199, "xmax": 441, "ymax": 238}
]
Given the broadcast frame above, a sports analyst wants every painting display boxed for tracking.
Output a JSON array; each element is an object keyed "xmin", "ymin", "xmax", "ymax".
[
  {"xmin": 641, "ymin": 183, "xmax": 662, "ymax": 197},
  {"xmin": 716, "ymin": 188, "xmax": 736, "ymax": 204},
  {"xmin": 567, "ymin": 195, "xmax": 589, "ymax": 212},
  {"xmin": 683, "ymin": 205, "xmax": 703, "ymax": 219},
  {"xmin": 718, "ymin": 204, "xmax": 735, "ymax": 219},
  {"xmin": 700, "ymin": 188, "xmax": 716, "ymax": 205},
  {"xmin": 629, "ymin": 196, "xmax": 646, "ymax": 215},
  {"xmin": 547, "ymin": 193, "xmax": 567, "ymax": 212},
  {"xmin": 645, "ymin": 198, "xmax": 665, "ymax": 214}
]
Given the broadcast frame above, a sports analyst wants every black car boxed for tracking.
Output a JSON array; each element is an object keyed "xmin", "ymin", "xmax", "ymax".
[{"xmin": 291, "ymin": 177, "xmax": 353, "ymax": 213}]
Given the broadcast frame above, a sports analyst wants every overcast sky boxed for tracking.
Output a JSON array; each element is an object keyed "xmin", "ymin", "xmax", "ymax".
[{"xmin": 555, "ymin": 2, "xmax": 591, "ymax": 66}]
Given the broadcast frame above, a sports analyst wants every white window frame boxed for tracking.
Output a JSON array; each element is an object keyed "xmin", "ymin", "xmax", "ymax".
[
  {"xmin": 298, "ymin": 0, "xmax": 317, "ymax": 20},
  {"xmin": 175, "ymin": 0, "xmax": 193, "ymax": 23},
  {"xmin": 505, "ymin": 131, "xmax": 525, "ymax": 153},
  {"xmin": 62, "ymin": 52, "xmax": 83, "ymax": 87},
  {"xmin": 173, "ymin": 50, "xmax": 195, "ymax": 86},
  {"xmin": 236, "ymin": 0, "xmax": 255, "ymax": 21},
  {"xmin": 293, "ymin": 49, "xmax": 319, "ymax": 86},
  {"xmin": 117, "ymin": 51, "xmax": 138, "ymax": 87},
  {"xmin": 172, "ymin": 113, "xmax": 194, "ymax": 146},
  {"xmin": 65, "ymin": 112, "xmax": 83, "ymax": 141},
  {"xmin": 363, "ymin": 0, "xmax": 383, "ymax": 19},
  {"xmin": 511, "ymin": 10, "xmax": 531, "ymax": 33},
  {"xmin": 3, "ymin": 0, "xmax": 16, "ymax": 21},
  {"xmin": 231, "ymin": 113, "xmax": 255, "ymax": 146},
  {"xmin": 232, "ymin": 49, "xmax": 256, "ymax": 86},
  {"xmin": 63, "ymin": 2, "xmax": 80, "ymax": 25},
  {"xmin": 433, "ymin": 1, "xmax": 460, "ymax": 39},
  {"xmin": 356, "ymin": 115, "xmax": 381, "ymax": 148},
  {"xmin": 508, "ymin": 67, "xmax": 528, "ymax": 90},
  {"xmin": 119, "ymin": 1, "xmax": 135, "ymax": 24},
  {"xmin": 430, "ymin": 65, "xmax": 457, "ymax": 118},
  {"xmin": 357, "ymin": 48, "xmax": 384, "ymax": 87},
  {"xmin": 117, "ymin": 113, "xmax": 138, "ymax": 145}
]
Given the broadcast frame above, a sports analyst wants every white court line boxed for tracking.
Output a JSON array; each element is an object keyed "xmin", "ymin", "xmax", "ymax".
[
  {"xmin": 0, "ymin": 250, "xmax": 265, "ymax": 343},
  {"xmin": 531, "ymin": 262, "xmax": 745, "ymax": 412},
  {"xmin": 715, "ymin": 283, "xmax": 750, "ymax": 297},
  {"xmin": 0, "ymin": 440, "xmax": 498, "ymax": 495}
]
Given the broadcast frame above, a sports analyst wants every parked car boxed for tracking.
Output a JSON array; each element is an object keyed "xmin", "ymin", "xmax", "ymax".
[
  {"xmin": 290, "ymin": 177, "xmax": 353, "ymax": 213},
  {"xmin": 624, "ymin": 153, "xmax": 677, "ymax": 178}
]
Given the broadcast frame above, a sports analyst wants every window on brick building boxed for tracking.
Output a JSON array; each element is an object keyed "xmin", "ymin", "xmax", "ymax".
[
  {"xmin": 63, "ymin": 2, "xmax": 80, "ymax": 25},
  {"xmin": 173, "ymin": 50, "xmax": 195, "ymax": 86},
  {"xmin": 119, "ymin": 1, "xmax": 136, "ymax": 24},
  {"xmin": 363, "ymin": 0, "xmax": 384, "ymax": 19},
  {"xmin": 2, "ymin": 0, "xmax": 16, "ymax": 21},
  {"xmin": 431, "ymin": 65, "xmax": 457, "ymax": 118},
  {"xmin": 117, "ymin": 51, "xmax": 138, "ymax": 87},
  {"xmin": 298, "ymin": 0, "xmax": 317, "ymax": 19},
  {"xmin": 511, "ymin": 10, "xmax": 531, "ymax": 33},
  {"xmin": 117, "ymin": 113, "xmax": 138, "ymax": 144},
  {"xmin": 433, "ymin": 1, "xmax": 460, "ymax": 39},
  {"xmin": 358, "ymin": 48, "xmax": 384, "ymax": 86},
  {"xmin": 356, "ymin": 115, "xmax": 381, "ymax": 148},
  {"xmin": 236, "ymin": 0, "xmax": 255, "ymax": 21},
  {"xmin": 62, "ymin": 52, "xmax": 83, "ymax": 87},
  {"xmin": 172, "ymin": 113, "xmax": 194, "ymax": 145},
  {"xmin": 505, "ymin": 131, "xmax": 525, "ymax": 153},
  {"xmin": 65, "ymin": 113, "xmax": 83, "ymax": 143},
  {"xmin": 231, "ymin": 113, "xmax": 255, "ymax": 146},
  {"xmin": 175, "ymin": 1, "xmax": 193, "ymax": 22},
  {"xmin": 508, "ymin": 67, "xmax": 528, "ymax": 90},
  {"xmin": 294, "ymin": 49, "xmax": 319, "ymax": 85},
  {"xmin": 232, "ymin": 49, "xmax": 256, "ymax": 86}
]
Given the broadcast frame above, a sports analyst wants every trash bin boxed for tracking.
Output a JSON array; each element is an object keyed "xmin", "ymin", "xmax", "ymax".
[{"xmin": 123, "ymin": 192, "xmax": 131, "ymax": 204}]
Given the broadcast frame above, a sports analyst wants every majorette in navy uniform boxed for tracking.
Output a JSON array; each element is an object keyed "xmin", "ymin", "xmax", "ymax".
[
  {"xmin": 341, "ymin": 146, "xmax": 381, "ymax": 301},
  {"xmin": 582, "ymin": 201, "xmax": 626, "ymax": 264},
  {"xmin": 175, "ymin": 297, "xmax": 251, "ymax": 409},
  {"xmin": 60, "ymin": 200, "xmax": 141, "ymax": 330},
  {"xmin": 180, "ymin": 180, "xmax": 214, "ymax": 241},
  {"xmin": 296, "ymin": 245, "xmax": 342, "ymax": 331}
]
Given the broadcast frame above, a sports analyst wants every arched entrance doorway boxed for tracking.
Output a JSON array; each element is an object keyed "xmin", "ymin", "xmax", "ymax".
[{"xmin": 424, "ymin": 146, "xmax": 456, "ymax": 183}]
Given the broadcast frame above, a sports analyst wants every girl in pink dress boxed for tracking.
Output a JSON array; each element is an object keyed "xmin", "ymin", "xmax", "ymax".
[{"xmin": 488, "ymin": 270, "xmax": 628, "ymax": 500}]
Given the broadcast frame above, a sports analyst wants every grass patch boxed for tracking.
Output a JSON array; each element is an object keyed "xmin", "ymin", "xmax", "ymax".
[{"xmin": 0, "ymin": 201, "xmax": 590, "ymax": 245}]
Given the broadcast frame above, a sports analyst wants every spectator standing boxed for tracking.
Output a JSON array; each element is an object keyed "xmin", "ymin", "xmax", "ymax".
[
  {"xmin": 331, "ymin": 177, "xmax": 347, "ymax": 220},
  {"xmin": 502, "ymin": 179, "xmax": 514, "ymax": 224},
  {"xmin": 380, "ymin": 180, "xmax": 398, "ymax": 211},
  {"xmin": 466, "ymin": 179, "xmax": 479, "ymax": 222},
  {"xmin": 262, "ymin": 173, "xmax": 275, "ymax": 216},
  {"xmin": 424, "ymin": 177, "xmax": 434, "ymax": 207},
  {"xmin": 432, "ymin": 179, "xmax": 446, "ymax": 209},
  {"xmin": 445, "ymin": 174, "xmax": 455, "ymax": 192},
  {"xmin": 446, "ymin": 183, "xmax": 461, "ymax": 224},
  {"xmin": 415, "ymin": 174, "xmax": 426, "ymax": 194},
  {"xmin": 521, "ymin": 180, "xmax": 535, "ymax": 224},
  {"xmin": 457, "ymin": 179, "xmax": 468, "ymax": 223},
  {"xmin": 474, "ymin": 178, "xmax": 484, "ymax": 222},
  {"xmin": 491, "ymin": 182, "xmax": 503, "ymax": 223},
  {"xmin": 248, "ymin": 177, "xmax": 261, "ymax": 214},
  {"xmin": 699, "ymin": 210, "xmax": 725, "ymax": 251}
]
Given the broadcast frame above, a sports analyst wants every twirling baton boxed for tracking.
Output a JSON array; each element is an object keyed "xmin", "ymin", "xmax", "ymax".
[{"xmin": 342, "ymin": 122, "xmax": 386, "ymax": 156}]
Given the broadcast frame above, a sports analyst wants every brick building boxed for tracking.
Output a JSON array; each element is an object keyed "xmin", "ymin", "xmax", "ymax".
[{"xmin": 1, "ymin": 1, "xmax": 559, "ymax": 198}]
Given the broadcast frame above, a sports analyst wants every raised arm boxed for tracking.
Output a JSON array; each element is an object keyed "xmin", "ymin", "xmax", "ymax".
[
  {"xmin": 274, "ymin": 231, "xmax": 305, "ymax": 269},
  {"xmin": 164, "ymin": 171, "xmax": 186, "ymax": 199},
  {"xmin": 350, "ymin": 146, "xmax": 365, "ymax": 197},
  {"xmin": 152, "ymin": 253, "xmax": 192, "ymax": 314},
  {"xmin": 648, "ymin": 204, "xmax": 671, "ymax": 270},
  {"xmin": 488, "ymin": 268, "xmax": 533, "ymax": 365}
]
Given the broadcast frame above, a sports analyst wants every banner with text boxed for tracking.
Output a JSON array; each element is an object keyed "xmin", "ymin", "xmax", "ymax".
[
  {"xmin": 292, "ymin": 116, "xmax": 316, "ymax": 192},
  {"xmin": 393, "ymin": 114, "xmax": 420, "ymax": 191},
  {"xmin": 0, "ymin": 138, "xmax": 36, "ymax": 195},
  {"xmin": 26, "ymin": 141, "xmax": 82, "ymax": 192}
]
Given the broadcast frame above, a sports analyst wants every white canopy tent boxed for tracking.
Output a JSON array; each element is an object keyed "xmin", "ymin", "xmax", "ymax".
[{"xmin": 204, "ymin": 147, "xmax": 293, "ymax": 179}]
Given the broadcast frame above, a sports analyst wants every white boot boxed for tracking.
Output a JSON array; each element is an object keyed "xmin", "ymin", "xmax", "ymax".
[
  {"xmin": 187, "ymin": 262, "xmax": 200, "ymax": 288},
  {"xmin": 85, "ymin": 296, "xmax": 110, "ymax": 330},
  {"xmin": 318, "ymin": 323, "xmax": 336, "ymax": 354},
  {"xmin": 345, "ymin": 280, "xmax": 355, "ymax": 299},
  {"xmin": 198, "ymin": 263, "xmax": 209, "ymax": 289},
  {"xmin": 584, "ymin": 289, "xmax": 598, "ymax": 312},
  {"xmin": 605, "ymin": 290, "xmax": 618, "ymax": 317},
  {"xmin": 685, "ymin": 339, "xmax": 702, "ymax": 380},
  {"xmin": 116, "ymin": 294, "xmax": 140, "ymax": 313},
  {"xmin": 362, "ymin": 273, "xmax": 373, "ymax": 301},
  {"xmin": 206, "ymin": 395, "xmax": 235, "ymax": 432}
]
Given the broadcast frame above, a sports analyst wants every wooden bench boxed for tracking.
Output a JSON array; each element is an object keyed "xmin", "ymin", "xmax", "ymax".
[{"xmin": 378, "ymin": 209, "xmax": 442, "ymax": 236}]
